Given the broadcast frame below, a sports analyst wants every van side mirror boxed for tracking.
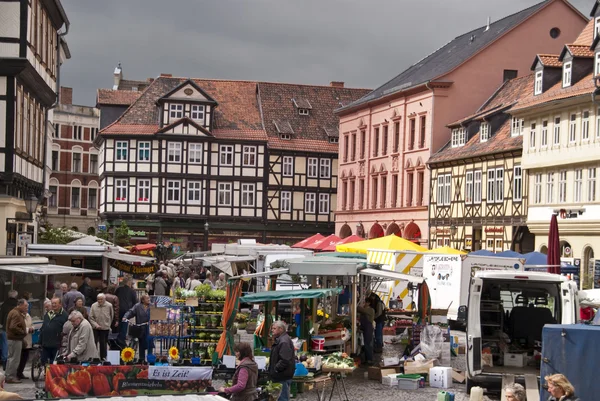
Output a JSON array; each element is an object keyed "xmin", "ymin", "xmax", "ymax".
[{"xmin": 457, "ymin": 305, "xmax": 468, "ymax": 322}]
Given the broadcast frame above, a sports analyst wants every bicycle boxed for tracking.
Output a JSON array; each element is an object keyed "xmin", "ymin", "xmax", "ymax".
[{"xmin": 122, "ymin": 319, "xmax": 149, "ymax": 361}]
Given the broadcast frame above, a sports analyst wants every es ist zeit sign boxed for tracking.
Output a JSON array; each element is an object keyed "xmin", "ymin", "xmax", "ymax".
[{"xmin": 148, "ymin": 366, "xmax": 213, "ymax": 381}]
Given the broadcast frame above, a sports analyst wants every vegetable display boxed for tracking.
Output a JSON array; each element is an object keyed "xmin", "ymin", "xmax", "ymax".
[{"xmin": 322, "ymin": 352, "xmax": 354, "ymax": 370}]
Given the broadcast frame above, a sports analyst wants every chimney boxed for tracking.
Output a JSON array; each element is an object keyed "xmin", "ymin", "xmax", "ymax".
[
  {"xmin": 160, "ymin": 73, "xmax": 173, "ymax": 78},
  {"xmin": 113, "ymin": 62, "xmax": 122, "ymax": 90},
  {"xmin": 485, "ymin": 16, "xmax": 491, "ymax": 32},
  {"xmin": 60, "ymin": 87, "xmax": 72, "ymax": 105},
  {"xmin": 330, "ymin": 81, "xmax": 345, "ymax": 88},
  {"xmin": 146, "ymin": 78, "xmax": 155, "ymax": 83}
]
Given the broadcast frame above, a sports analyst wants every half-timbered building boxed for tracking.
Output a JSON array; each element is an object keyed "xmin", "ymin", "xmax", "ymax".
[
  {"xmin": 0, "ymin": 0, "xmax": 69, "ymax": 255},
  {"xmin": 257, "ymin": 82, "xmax": 369, "ymax": 243},
  {"xmin": 428, "ymin": 74, "xmax": 535, "ymax": 253},
  {"xmin": 97, "ymin": 74, "xmax": 268, "ymax": 249},
  {"xmin": 47, "ymin": 87, "xmax": 100, "ymax": 234}
]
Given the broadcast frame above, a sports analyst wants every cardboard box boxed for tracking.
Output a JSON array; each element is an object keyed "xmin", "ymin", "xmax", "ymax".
[
  {"xmin": 404, "ymin": 359, "xmax": 436, "ymax": 375},
  {"xmin": 504, "ymin": 352, "xmax": 527, "ymax": 367},
  {"xmin": 382, "ymin": 357, "xmax": 400, "ymax": 367},
  {"xmin": 368, "ymin": 366, "xmax": 402, "ymax": 381},
  {"xmin": 429, "ymin": 366, "xmax": 452, "ymax": 389}
]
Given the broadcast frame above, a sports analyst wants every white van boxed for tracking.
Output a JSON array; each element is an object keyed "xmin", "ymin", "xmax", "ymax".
[{"xmin": 464, "ymin": 271, "xmax": 579, "ymax": 391}]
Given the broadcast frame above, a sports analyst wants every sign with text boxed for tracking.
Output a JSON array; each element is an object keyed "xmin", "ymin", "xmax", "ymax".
[
  {"xmin": 148, "ymin": 366, "xmax": 213, "ymax": 381},
  {"xmin": 112, "ymin": 259, "xmax": 154, "ymax": 277}
]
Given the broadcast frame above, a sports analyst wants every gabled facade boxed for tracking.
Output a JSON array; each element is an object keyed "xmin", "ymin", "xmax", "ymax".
[
  {"xmin": 258, "ymin": 82, "xmax": 369, "ymax": 242},
  {"xmin": 428, "ymin": 75, "xmax": 534, "ymax": 253},
  {"xmin": 46, "ymin": 87, "xmax": 100, "ymax": 234},
  {"xmin": 335, "ymin": 0, "xmax": 587, "ymax": 244},
  {"xmin": 0, "ymin": 0, "xmax": 69, "ymax": 255},
  {"xmin": 511, "ymin": 13, "xmax": 600, "ymax": 289}
]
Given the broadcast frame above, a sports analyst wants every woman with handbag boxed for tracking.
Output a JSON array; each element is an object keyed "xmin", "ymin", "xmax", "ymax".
[{"xmin": 218, "ymin": 343, "xmax": 258, "ymax": 401}]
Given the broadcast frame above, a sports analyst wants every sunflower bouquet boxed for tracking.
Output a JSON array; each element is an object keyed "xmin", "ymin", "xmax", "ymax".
[
  {"xmin": 169, "ymin": 346, "xmax": 180, "ymax": 362},
  {"xmin": 121, "ymin": 347, "xmax": 135, "ymax": 363}
]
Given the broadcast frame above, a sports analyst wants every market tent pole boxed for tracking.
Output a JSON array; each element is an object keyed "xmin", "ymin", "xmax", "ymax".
[
  {"xmin": 351, "ymin": 276, "xmax": 357, "ymax": 354},
  {"xmin": 216, "ymin": 279, "xmax": 243, "ymax": 361}
]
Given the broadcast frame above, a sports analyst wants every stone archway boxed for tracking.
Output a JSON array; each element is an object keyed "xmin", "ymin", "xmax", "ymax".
[
  {"xmin": 339, "ymin": 224, "xmax": 353, "ymax": 239},
  {"xmin": 403, "ymin": 222, "xmax": 422, "ymax": 243},
  {"xmin": 386, "ymin": 222, "xmax": 402, "ymax": 237},
  {"xmin": 583, "ymin": 246, "xmax": 595, "ymax": 289},
  {"xmin": 368, "ymin": 223, "xmax": 385, "ymax": 239}
]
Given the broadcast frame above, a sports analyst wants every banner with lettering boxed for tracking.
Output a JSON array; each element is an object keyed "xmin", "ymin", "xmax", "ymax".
[
  {"xmin": 45, "ymin": 364, "xmax": 213, "ymax": 398},
  {"xmin": 112, "ymin": 259, "xmax": 155, "ymax": 277}
]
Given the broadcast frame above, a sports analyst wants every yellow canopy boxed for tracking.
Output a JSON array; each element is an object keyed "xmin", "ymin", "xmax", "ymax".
[
  {"xmin": 336, "ymin": 234, "xmax": 427, "ymax": 254},
  {"xmin": 425, "ymin": 246, "xmax": 466, "ymax": 255}
]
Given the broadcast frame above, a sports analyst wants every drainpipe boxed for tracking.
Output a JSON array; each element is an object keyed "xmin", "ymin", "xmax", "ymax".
[{"xmin": 424, "ymin": 81, "xmax": 434, "ymax": 246}]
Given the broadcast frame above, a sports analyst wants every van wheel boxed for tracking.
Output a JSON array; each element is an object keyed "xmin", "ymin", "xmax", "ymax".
[{"xmin": 466, "ymin": 378, "xmax": 474, "ymax": 394}]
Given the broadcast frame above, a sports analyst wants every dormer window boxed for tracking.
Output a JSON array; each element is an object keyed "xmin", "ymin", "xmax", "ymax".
[
  {"xmin": 562, "ymin": 62, "xmax": 572, "ymax": 87},
  {"xmin": 451, "ymin": 127, "xmax": 465, "ymax": 147},
  {"xmin": 480, "ymin": 122, "xmax": 490, "ymax": 142},
  {"xmin": 299, "ymin": 108, "xmax": 310, "ymax": 116},
  {"xmin": 595, "ymin": 17, "xmax": 600, "ymax": 39},
  {"xmin": 191, "ymin": 105, "xmax": 205, "ymax": 122},
  {"xmin": 534, "ymin": 71, "xmax": 543, "ymax": 95},
  {"xmin": 595, "ymin": 53, "xmax": 600, "ymax": 76},
  {"xmin": 329, "ymin": 137, "xmax": 339, "ymax": 144},
  {"xmin": 292, "ymin": 98, "xmax": 312, "ymax": 116},
  {"xmin": 169, "ymin": 104, "xmax": 183, "ymax": 119},
  {"xmin": 280, "ymin": 134, "xmax": 291, "ymax": 140},
  {"xmin": 511, "ymin": 117, "xmax": 524, "ymax": 137}
]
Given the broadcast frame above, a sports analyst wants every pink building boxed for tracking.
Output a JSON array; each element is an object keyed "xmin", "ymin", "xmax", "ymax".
[{"xmin": 335, "ymin": 0, "xmax": 587, "ymax": 244}]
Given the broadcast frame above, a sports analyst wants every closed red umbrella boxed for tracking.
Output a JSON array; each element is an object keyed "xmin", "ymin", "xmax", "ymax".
[
  {"xmin": 547, "ymin": 214, "xmax": 561, "ymax": 274},
  {"xmin": 291, "ymin": 233, "xmax": 324, "ymax": 248}
]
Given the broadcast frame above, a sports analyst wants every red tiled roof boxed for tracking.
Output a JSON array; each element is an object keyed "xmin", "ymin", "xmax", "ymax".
[
  {"xmin": 101, "ymin": 124, "xmax": 159, "ymax": 135},
  {"xmin": 268, "ymin": 137, "xmax": 339, "ymax": 153},
  {"xmin": 429, "ymin": 74, "xmax": 533, "ymax": 164},
  {"xmin": 537, "ymin": 54, "xmax": 562, "ymax": 68},
  {"xmin": 573, "ymin": 19, "xmax": 594, "ymax": 46},
  {"xmin": 511, "ymin": 72, "xmax": 594, "ymax": 112},
  {"xmin": 212, "ymin": 129, "xmax": 268, "ymax": 141},
  {"xmin": 566, "ymin": 44, "xmax": 594, "ymax": 58},
  {"xmin": 97, "ymin": 89, "xmax": 141, "ymax": 106}
]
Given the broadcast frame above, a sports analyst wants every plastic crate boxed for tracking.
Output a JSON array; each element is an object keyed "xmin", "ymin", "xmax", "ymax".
[
  {"xmin": 382, "ymin": 374, "xmax": 399, "ymax": 386},
  {"xmin": 396, "ymin": 374, "xmax": 423, "ymax": 390}
]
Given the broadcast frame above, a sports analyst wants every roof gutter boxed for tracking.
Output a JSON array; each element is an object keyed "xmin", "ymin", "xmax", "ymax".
[
  {"xmin": 335, "ymin": 82, "xmax": 430, "ymax": 116},
  {"xmin": 510, "ymin": 92, "xmax": 591, "ymax": 115}
]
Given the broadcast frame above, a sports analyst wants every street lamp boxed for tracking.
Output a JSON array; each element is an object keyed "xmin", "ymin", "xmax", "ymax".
[
  {"xmin": 203, "ymin": 221, "xmax": 209, "ymax": 252},
  {"xmin": 24, "ymin": 193, "xmax": 39, "ymax": 218}
]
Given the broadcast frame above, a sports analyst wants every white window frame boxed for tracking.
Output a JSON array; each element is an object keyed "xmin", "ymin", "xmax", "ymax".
[
  {"xmin": 569, "ymin": 114, "xmax": 577, "ymax": 144},
  {"xmin": 318, "ymin": 193, "xmax": 330, "ymax": 214},
  {"xmin": 487, "ymin": 170, "xmax": 495, "ymax": 203},
  {"xmin": 596, "ymin": 52, "xmax": 600, "ymax": 76},
  {"xmin": 474, "ymin": 170, "xmax": 482, "ymax": 204},
  {"xmin": 588, "ymin": 168, "xmax": 597, "ymax": 202},
  {"xmin": 166, "ymin": 180, "xmax": 181, "ymax": 203},
  {"xmin": 319, "ymin": 159, "xmax": 331, "ymax": 179},
  {"xmin": 280, "ymin": 191, "xmax": 291, "ymax": 212},
  {"xmin": 187, "ymin": 181, "xmax": 202, "ymax": 205},
  {"xmin": 188, "ymin": 143, "xmax": 203, "ymax": 164},
  {"xmin": 444, "ymin": 174, "xmax": 451, "ymax": 206},
  {"xmin": 88, "ymin": 188, "xmax": 97, "ymax": 210},
  {"xmin": 115, "ymin": 179, "xmax": 128, "ymax": 202},
  {"xmin": 553, "ymin": 117, "xmax": 561, "ymax": 146},
  {"xmin": 116, "ymin": 141, "xmax": 128, "ymax": 161},
  {"xmin": 511, "ymin": 117, "xmax": 524, "ymax": 137},
  {"xmin": 242, "ymin": 146, "xmax": 256, "ymax": 167},
  {"xmin": 137, "ymin": 179, "xmax": 150, "ymax": 203},
  {"xmin": 595, "ymin": 17, "xmax": 600, "ymax": 40},
  {"xmin": 49, "ymin": 185, "xmax": 58, "ymax": 208},
  {"xmin": 298, "ymin": 108, "xmax": 309, "ymax": 116},
  {"xmin": 575, "ymin": 169, "xmax": 583, "ymax": 203},
  {"xmin": 307, "ymin": 158, "xmax": 318, "ymax": 178},
  {"xmin": 282, "ymin": 156, "xmax": 293, "ymax": 177},
  {"xmin": 559, "ymin": 170, "xmax": 567, "ymax": 203},
  {"xmin": 451, "ymin": 128, "xmax": 465, "ymax": 147},
  {"xmin": 529, "ymin": 123, "xmax": 536, "ymax": 149},
  {"xmin": 168, "ymin": 142, "xmax": 182, "ymax": 163},
  {"xmin": 169, "ymin": 103, "xmax": 183, "ymax": 119},
  {"xmin": 219, "ymin": 145, "xmax": 233, "ymax": 166},
  {"xmin": 534, "ymin": 71, "xmax": 543, "ymax": 95},
  {"xmin": 138, "ymin": 141, "xmax": 151, "ymax": 162},
  {"xmin": 465, "ymin": 171, "xmax": 474, "ymax": 204},
  {"xmin": 71, "ymin": 187, "xmax": 80, "ymax": 209},
  {"xmin": 305, "ymin": 192, "xmax": 316, "ymax": 214},
  {"xmin": 218, "ymin": 182, "xmax": 232, "ymax": 206},
  {"xmin": 241, "ymin": 183, "xmax": 255, "ymax": 207},
  {"xmin": 495, "ymin": 168, "xmax": 504, "ymax": 203},
  {"xmin": 582, "ymin": 110, "xmax": 590, "ymax": 141},
  {"xmin": 72, "ymin": 152, "xmax": 81, "ymax": 173},
  {"xmin": 437, "ymin": 176, "xmax": 444, "ymax": 206},
  {"xmin": 534, "ymin": 174, "xmax": 542, "ymax": 204},
  {"xmin": 541, "ymin": 120, "xmax": 548, "ymax": 147},
  {"xmin": 562, "ymin": 62, "xmax": 572, "ymax": 87},
  {"xmin": 513, "ymin": 166, "xmax": 522, "ymax": 202},
  {"xmin": 480, "ymin": 123, "xmax": 489, "ymax": 142},
  {"xmin": 546, "ymin": 172, "xmax": 554, "ymax": 204},
  {"xmin": 191, "ymin": 104, "xmax": 205, "ymax": 122}
]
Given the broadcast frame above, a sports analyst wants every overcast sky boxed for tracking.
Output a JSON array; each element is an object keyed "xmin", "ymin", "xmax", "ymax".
[{"xmin": 60, "ymin": 0, "xmax": 592, "ymax": 106}]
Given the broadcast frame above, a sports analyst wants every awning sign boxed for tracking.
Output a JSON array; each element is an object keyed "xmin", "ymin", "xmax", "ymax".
[{"xmin": 111, "ymin": 259, "xmax": 154, "ymax": 277}]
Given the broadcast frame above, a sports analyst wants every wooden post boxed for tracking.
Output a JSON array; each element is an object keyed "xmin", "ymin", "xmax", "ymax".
[{"xmin": 352, "ymin": 276, "xmax": 358, "ymax": 354}]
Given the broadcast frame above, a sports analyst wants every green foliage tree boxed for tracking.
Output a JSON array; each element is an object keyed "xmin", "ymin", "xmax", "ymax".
[
  {"xmin": 114, "ymin": 221, "xmax": 131, "ymax": 247},
  {"xmin": 38, "ymin": 227, "xmax": 77, "ymax": 244}
]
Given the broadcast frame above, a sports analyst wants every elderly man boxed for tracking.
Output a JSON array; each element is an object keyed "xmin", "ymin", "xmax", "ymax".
[
  {"xmin": 63, "ymin": 283, "xmax": 84, "ymax": 312},
  {"xmin": 215, "ymin": 273, "xmax": 227, "ymax": 290},
  {"xmin": 40, "ymin": 297, "xmax": 68, "ymax": 365},
  {"xmin": 269, "ymin": 321, "xmax": 295, "ymax": 401},
  {"xmin": 65, "ymin": 311, "xmax": 97, "ymax": 362},
  {"xmin": 5, "ymin": 300, "xmax": 30, "ymax": 384},
  {"xmin": 0, "ymin": 290, "xmax": 18, "ymax": 370},
  {"xmin": 89, "ymin": 294, "xmax": 113, "ymax": 360},
  {"xmin": 203, "ymin": 271, "xmax": 216, "ymax": 289}
]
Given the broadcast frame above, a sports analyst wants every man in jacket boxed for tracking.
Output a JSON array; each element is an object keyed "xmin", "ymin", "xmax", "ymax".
[
  {"xmin": 103, "ymin": 286, "xmax": 120, "ymax": 333},
  {"xmin": 63, "ymin": 283, "xmax": 84, "ymax": 312},
  {"xmin": 268, "ymin": 321, "xmax": 295, "ymax": 401},
  {"xmin": 89, "ymin": 294, "xmax": 113, "ymax": 360},
  {"xmin": 115, "ymin": 277, "xmax": 138, "ymax": 348},
  {"xmin": 65, "ymin": 311, "xmax": 98, "ymax": 362},
  {"xmin": 369, "ymin": 293, "xmax": 386, "ymax": 353},
  {"xmin": 0, "ymin": 291, "xmax": 18, "ymax": 370},
  {"xmin": 123, "ymin": 295, "xmax": 151, "ymax": 362},
  {"xmin": 79, "ymin": 277, "xmax": 96, "ymax": 307},
  {"xmin": 5, "ymin": 300, "xmax": 29, "ymax": 383},
  {"xmin": 39, "ymin": 297, "xmax": 68, "ymax": 365}
]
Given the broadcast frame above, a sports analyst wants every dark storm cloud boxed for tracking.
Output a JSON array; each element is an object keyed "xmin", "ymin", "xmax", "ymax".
[{"xmin": 60, "ymin": 0, "xmax": 592, "ymax": 105}]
